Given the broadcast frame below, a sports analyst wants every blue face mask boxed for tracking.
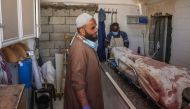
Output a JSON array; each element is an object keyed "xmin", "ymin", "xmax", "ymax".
[
  {"xmin": 83, "ymin": 39, "xmax": 97, "ymax": 49},
  {"xmin": 112, "ymin": 32, "xmax": 119, "ymax": 36}
]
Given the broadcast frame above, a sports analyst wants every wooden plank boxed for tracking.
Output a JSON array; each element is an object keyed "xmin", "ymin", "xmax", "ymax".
[
  {"xmin": 17, "ymin": 87, "xmax": 26, "ymax": 109},
  {"xmin": 0, "ymin": 84, "xmax": 24, "ymax": 109}
]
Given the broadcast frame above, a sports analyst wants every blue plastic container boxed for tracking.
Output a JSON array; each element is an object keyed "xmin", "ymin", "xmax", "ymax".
[
  {"xmin": 139, "ymin": 16, "xmax": 148, "ymax": 24},
  {"xmin": 18, "ymin": 58, "xmax": 32, "ymax": 88}
]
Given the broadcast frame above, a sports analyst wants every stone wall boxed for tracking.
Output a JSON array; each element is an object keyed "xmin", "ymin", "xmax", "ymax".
[{"xmin": 39, "ymin": 3, "xmax": 96, "ymax": 64}]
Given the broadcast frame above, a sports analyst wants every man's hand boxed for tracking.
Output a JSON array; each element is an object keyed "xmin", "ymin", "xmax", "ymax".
[
  {"xmin": 76, "ymin": 89, "xmax": 90, "ymax": 109},
  {"xmin": 124, "ymin": 42, "xmax": 129, "ymax": 48},
  {"xmin": 83, "ymin": 105, "xmax": 91, "ymax": 109}
]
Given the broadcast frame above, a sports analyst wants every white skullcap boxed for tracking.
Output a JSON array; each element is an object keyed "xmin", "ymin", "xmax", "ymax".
[{"xmin": 76, "ymin": 13, "xmax": 93, "ymax": 28}]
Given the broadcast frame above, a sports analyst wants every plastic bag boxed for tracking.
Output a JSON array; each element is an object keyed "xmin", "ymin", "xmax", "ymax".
[{"xmin": 41, "ymin": 61, "xmax": 55, "ymax": 86}]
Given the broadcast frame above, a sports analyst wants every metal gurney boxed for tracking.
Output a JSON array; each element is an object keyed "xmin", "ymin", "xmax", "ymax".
[{"xmin": 110, "ymin": 47, "xmax": 190, "ymax": 109}]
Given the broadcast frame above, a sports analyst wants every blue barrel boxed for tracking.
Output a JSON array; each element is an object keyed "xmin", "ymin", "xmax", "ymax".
[{"xmin": 18, "ymin": 58, "xmax": 32, "ymax": 88}]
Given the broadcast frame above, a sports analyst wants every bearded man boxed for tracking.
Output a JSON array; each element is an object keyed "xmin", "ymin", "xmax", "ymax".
[{"xmin": 64, "ymin": 13, "xmax": 104, "ymax": 109}]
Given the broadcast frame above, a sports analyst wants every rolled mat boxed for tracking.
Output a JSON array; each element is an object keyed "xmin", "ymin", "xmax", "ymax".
[{"xmin": 55, "ymin": 53, "xmax": 64, "ymax": 93}]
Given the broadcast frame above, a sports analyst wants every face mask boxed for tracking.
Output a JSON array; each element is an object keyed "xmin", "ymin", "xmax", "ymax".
[
  {"xmin": 83, "ymin": 39, "xmax": 97, "ymax": 49},
  {"xmin": 112, "ymin": 32, "xmax": 118, "ymax": 36}
]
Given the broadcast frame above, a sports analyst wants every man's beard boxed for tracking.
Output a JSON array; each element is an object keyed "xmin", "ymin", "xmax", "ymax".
[{"xmin": 84, "ymin": 31, "xmax": 97, "ymax": 42}]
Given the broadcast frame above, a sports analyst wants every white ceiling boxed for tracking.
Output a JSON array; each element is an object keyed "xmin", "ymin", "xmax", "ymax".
[
  {"xmin": 137, "ymin": 0, "xmax": 166, "ymax": 4},
  {"xmin": 40, "ymin": 0, "xmax": 167, "ymax": 5}
]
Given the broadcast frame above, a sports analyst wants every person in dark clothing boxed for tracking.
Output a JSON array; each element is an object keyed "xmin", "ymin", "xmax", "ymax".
[{"xmin": 105, "ymin": 23, "xmax": 129, "ymax": 48}]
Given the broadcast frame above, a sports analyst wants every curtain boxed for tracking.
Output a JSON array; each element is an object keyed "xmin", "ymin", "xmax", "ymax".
[
  {"xmin": 149, "ymin": 13, "xmax": 172, "ymax": 63},
  {"xmin": 97, "ymin": 8, "xmax": 106, "ymax": 61}
]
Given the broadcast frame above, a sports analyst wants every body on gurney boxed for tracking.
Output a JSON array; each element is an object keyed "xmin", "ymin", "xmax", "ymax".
[{"xmin": 111, "ymin": 47, "xmax": 190, "ymax": 109}]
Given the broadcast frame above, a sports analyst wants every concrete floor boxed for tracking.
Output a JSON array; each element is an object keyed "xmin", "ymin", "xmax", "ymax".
[
  {"xmin": 102, "ymin": 71, "xmax": 129, "ymax": 109},
  {"xmin": 53, "ymin": 99, "xmax": 64, "ymax": 109},
  {"xmin": 34, "ymin": 98, "xmax": 64, "ymax": 109}
]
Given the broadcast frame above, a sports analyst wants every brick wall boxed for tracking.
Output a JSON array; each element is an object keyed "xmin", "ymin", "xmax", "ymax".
[{"xmin": 39, "ymin": 3, "xmax": 96, "ymax": 64}]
